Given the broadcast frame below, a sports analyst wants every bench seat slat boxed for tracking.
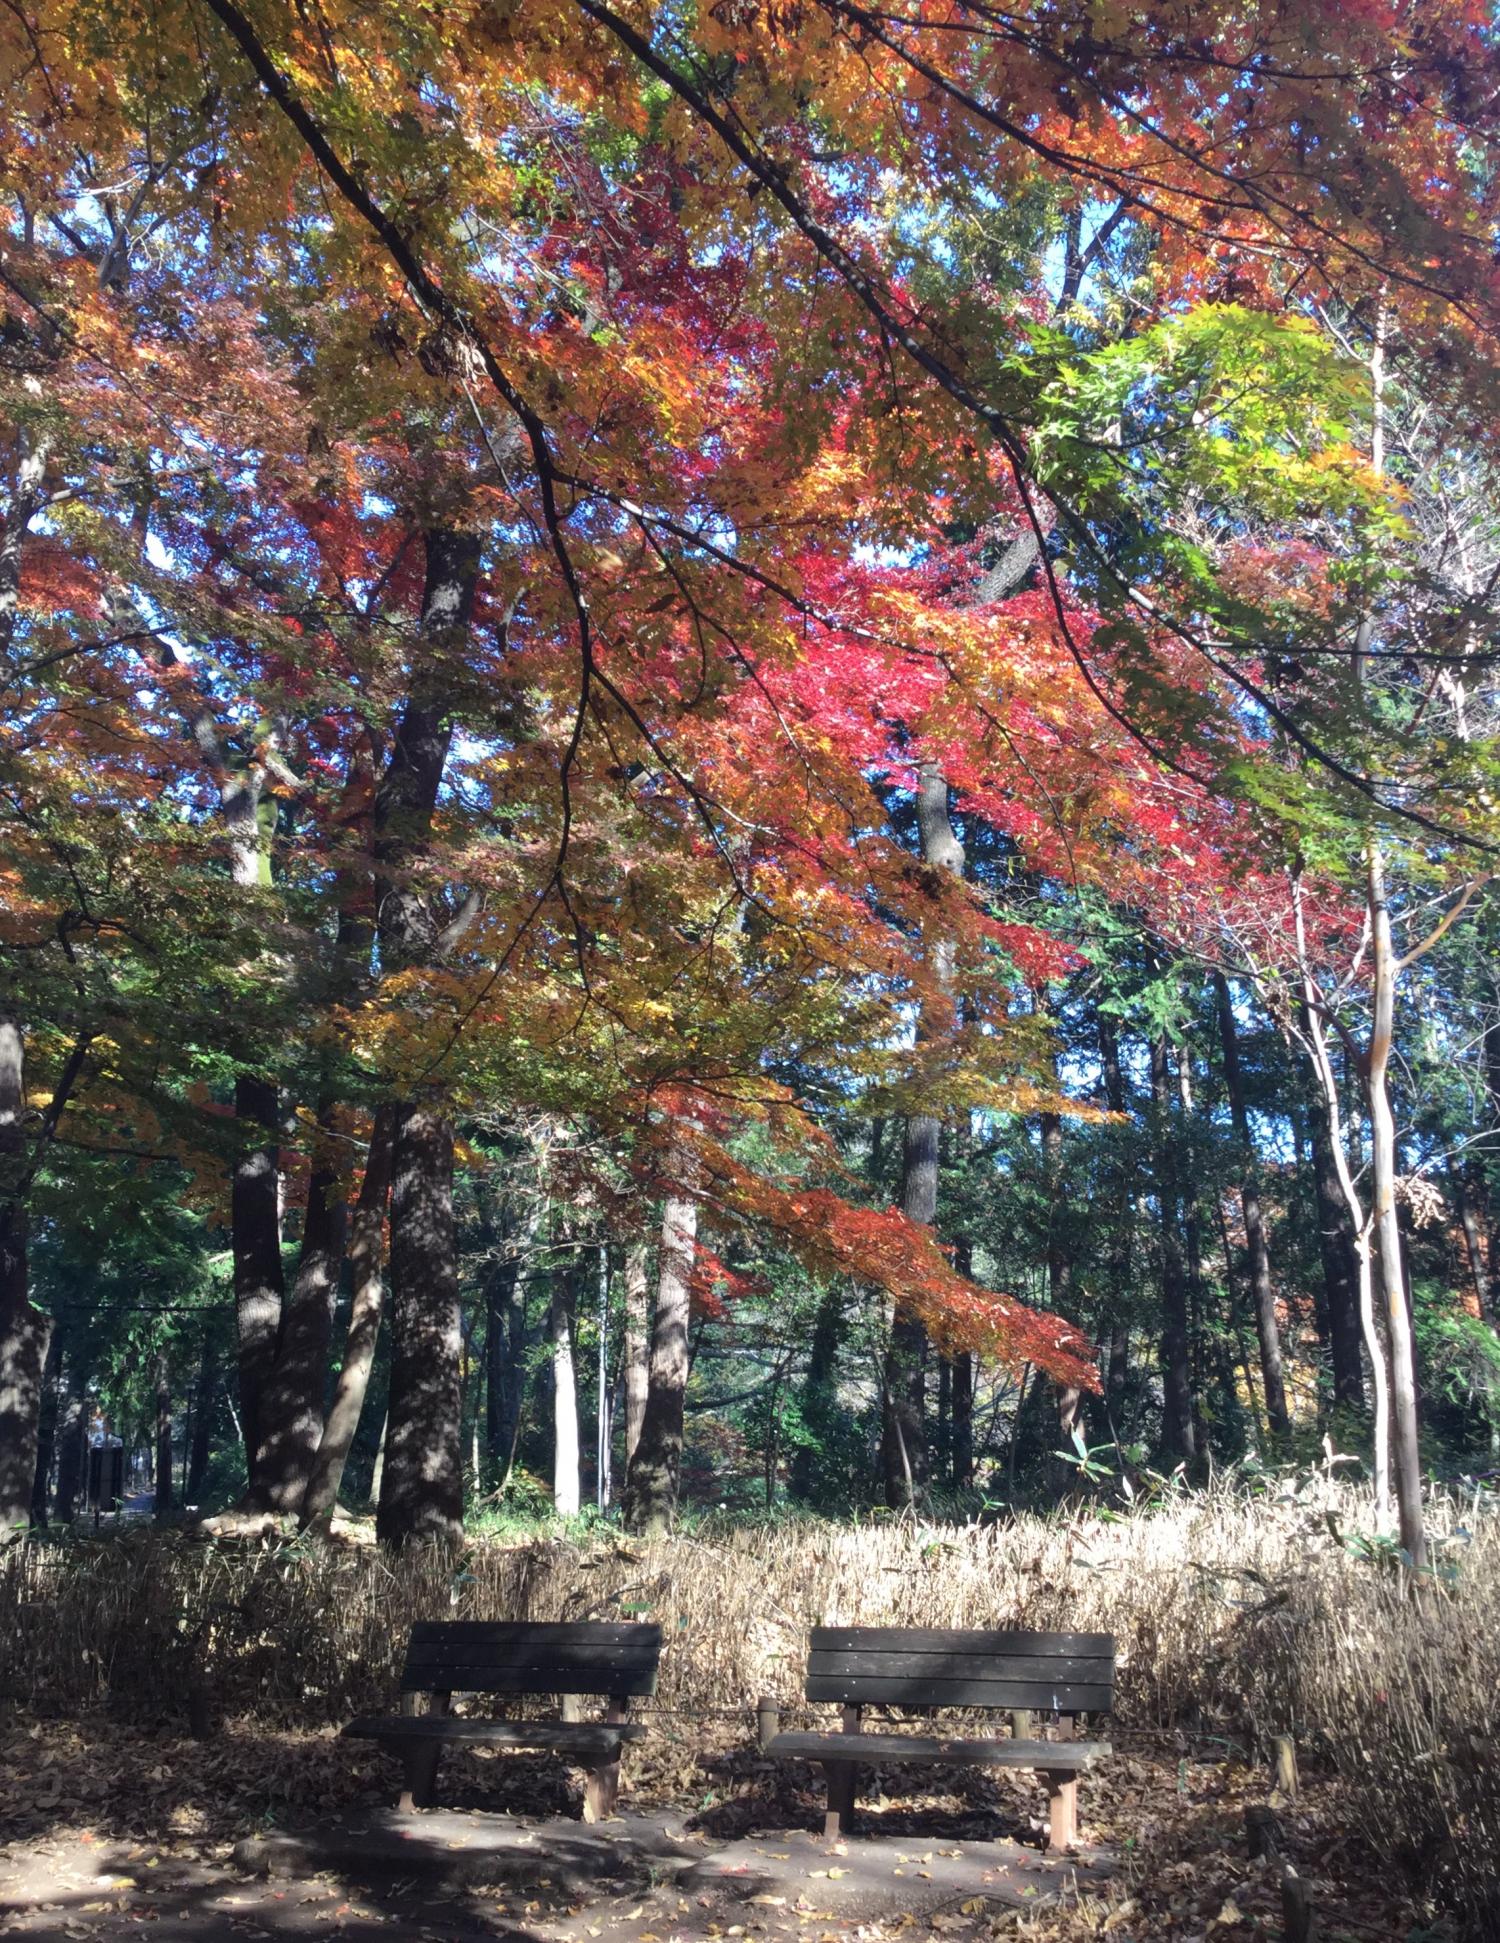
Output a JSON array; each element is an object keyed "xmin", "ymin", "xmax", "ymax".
[
  {"xmin": 809, "ymin": 1628, "xmax": 1112, "ymax": 1656},
  {"xmin": 399, "ymin": 1663, "xmax": 658, "ymax": 1697},
  {"xmin": 408, "ymin": 1622, "xmax": 661, "ymax": 1647},
  {"xmin": 404, "ymin": 1644, "xmax": 661, "ymax": 1672},
  {"xmin": 343, "ymin": 1716, "xmax": 648, "ymax": 1751},
  {"xmin": 764, "ymin": 1731, "xmax": 1108, "ymax": 1772},
  {"xmin": 804, "ymin": 1675, "xmax": 1114, "ymax": 1710},
  {"xmin": 808, "ymin": 1651, "xmax": 1113, "ymax": 1683}
]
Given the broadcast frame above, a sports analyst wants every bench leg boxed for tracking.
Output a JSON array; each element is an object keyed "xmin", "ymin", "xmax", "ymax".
[
  {"xmin": 1045, "ymin": 1771, "xmax": 1078, "ymax": 1852},
  {"xmin": 821, "ymin": 1761, "xmax": 856, "ymax": 1840},
  {"xmin": 582, "ymin": 1755, "xmax": 620, "ymax": 1824},
  {"xmin": 398, "ymin": 1738, "xmax": 442, "ymax": 1814}
]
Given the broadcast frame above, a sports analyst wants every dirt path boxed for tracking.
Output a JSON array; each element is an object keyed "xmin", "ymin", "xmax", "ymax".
[{"xmin": 0, "ymin": 1718, "xmax": 1447, "ymax": 1941}]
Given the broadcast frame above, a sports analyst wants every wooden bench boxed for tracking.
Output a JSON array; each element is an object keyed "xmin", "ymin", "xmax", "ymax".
[
  {"xmin": 343, "ymin": 1620, "xmax": 662, "ymax": 1820},
  {"xmin": 759, "ymin": 1626, "xmax": 1113, "ymax": 1851}
]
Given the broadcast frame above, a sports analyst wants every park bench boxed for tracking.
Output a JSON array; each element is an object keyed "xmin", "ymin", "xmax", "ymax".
[
  {"xmin": 758, "ymin": 1626, "xmax": 1114, "ymax": 1850},
  {"xmin": 343, "ymin": 1620, "xmax": 662, "ymax": 1820}
]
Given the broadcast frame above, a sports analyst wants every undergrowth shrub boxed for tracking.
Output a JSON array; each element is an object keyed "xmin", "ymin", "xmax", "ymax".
[{"xmin": 3, "ymin": 1474, "xmax": 1496, "ymax": 1932}]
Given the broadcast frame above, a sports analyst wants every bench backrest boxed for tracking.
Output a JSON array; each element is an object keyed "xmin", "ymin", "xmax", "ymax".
[
  {"xmin": 805, "ymin": 1627, "xmax": 1114, "ymax": 1716},
  {"xmin": 399, "ymin": 1621, "xmax": 663, "ymax": 1699}
]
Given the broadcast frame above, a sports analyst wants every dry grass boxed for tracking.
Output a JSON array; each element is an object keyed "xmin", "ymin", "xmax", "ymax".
[{"xmin": 4, "ymin": 1475, "xmax": 1498, "ymax": 1931}]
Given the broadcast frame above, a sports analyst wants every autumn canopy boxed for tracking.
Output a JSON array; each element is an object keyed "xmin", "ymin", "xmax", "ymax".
[{"xmin": 3, "ymin": 0, "xmax": 1500, "ymax": 1553}]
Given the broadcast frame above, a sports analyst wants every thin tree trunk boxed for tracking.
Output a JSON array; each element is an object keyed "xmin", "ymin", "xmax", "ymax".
[
  {"xmin": 1174, "ymin": 1044, "xmax": 1216, "ymax": 1461},
  {"xmin": 30, "ymin": 1327, "xmax": 61, "ymax": 1529},
  {"xmin": 621, "ymin": 1236, "xmax": 650, "ymax": 1468},
  {"xmin": 1097, "ymin": 1011, "xmax": 1133, "ymax": 1436},
  {"xmin": 302, "ymin": 1106, "xmax": 395, "ymax": 1532},
  {"xmin": 1293, "ymin": 887, "xmax": 1391, "ymax": 1524},
  {"xmin": 368, "ymin": 1406, "xmax": 388, "ymax": 1508},
  {"xmin": 153, "ymin": 1350, "xmax": 173, "ymax": 1518},
  {"xmin": 1366, "ymin": 843, "xmax": 1426, "ymax": 1568},
  {"xmin": 622, "ymin": 1154, "xmax": 699, "ymax": 1535},
  {"xmin": 882, "ymin": 762, "xmax": 964, "ymax": 1507},
  {"xmin": 596, "ymin": 1246, "xmax": 612, "ymax": 1510},
  {"xmin": 550, "ymin": 1254, "xmax": 581, "ymax": 1518},
  {"xmin": 883, "ymin": 1109, "xmax": 935, "ymax": 1506},
  {"xmin": 1451, "ymin": 1160, "xmax": 1492, "ymax": 1320},
  {"xmin": 1305, "ymin": 1044, "xmax": 1365, "ymax": 1409},
  {"xmin": 186, "ymin": 1329, "xmax": 216, "ymax": 1506},
  {"xmin": 1214, "ymin": 974, "xmax": 1291, "ymax": 1436},
  {"xmin": 1041, "ymin": 1089, "xmax": 1079, "ymax": 1490},
  {"xmin": 0, "ymin": 1018, "xmax": 51, "ymax": 1532},
  {"xmin": 232, "ymin": 1072, "xmax": 284, "ymax": 1488},
  {"xmin": 1150, "ymin": 1035, "xmax": 1196, "ymax": 1469},
  {"xmin": 54, "ymin": 1367, "xmax": 86, "ymax": 1524},
  {"xmin": 377, "ymin": 1103, "xmax": 463, "ymax": 1545}
]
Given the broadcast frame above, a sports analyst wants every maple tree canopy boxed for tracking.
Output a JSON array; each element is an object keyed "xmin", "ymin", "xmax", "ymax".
[{"xmin": 4, "ymin": 0, "xmax": 1499, "ymax": 1401}]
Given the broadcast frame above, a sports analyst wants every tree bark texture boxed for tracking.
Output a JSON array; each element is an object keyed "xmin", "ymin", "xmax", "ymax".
[
  {"xmin": 250, "ymin": 1103, "xmax": 349, "ymax": 1512},
  {"xmin": 302, "ymin": 1106, "xmax": 394, "ymax": 1531},
  {"xmin": 1097, "ymin": 1010, "xmax": 1133, "ymax": 1434},
  {"xmin": 623, "ymin": 1158, "xmax": 699, "ymax": 1535},
  {"xmin": 1214, "ymin": 975, "xmax": 1291, "ymax": 1436},
  {"xmin": 153, "ymin": 1350, "xmax": 173, "ymax": 1518},
  {"xmin": 54, "ymin": 1366, "xmax": 86, "ymax": 1523},
  {"xmin": 0, "ymin": 1018, "xmax": 50, "ymax": 1532},
  {"xmin": 187, "ymin": 1329, "xmax": 216, "ymax": 1507},
  {"xmin": 30, "ymin": 1326, "xmax": 61, "ymax": 1529},
  {"xmin": 621, "ymin": 1237, "xmax": 651, "ymax": 1469},
  {"xmin": 1150, "ymin": 1035, "xmax": 1197, "ymax": 1469},
  {"xmin": 1305, "ymin": 1043, "xmax": 1365, "ymax": 1409},
  {"xmin": 232, "ymin": 1071, "xmax": 285, "ymax": 1487},
  {"xmin": 377, "ymin": 1103, "xmax": 463, "ymax": 1545},
  {"xmin": 1366, "ymin": 844, "xmax": 1427, "ymax": 1568},
  {"xmin": 1451, "ymin": 1160, "xmax": 1492, "ymax": 1320},
  {"xmin": 550, "ymin": 1254, "xmax": 581, "ymax": 1518},
  {"xmin": 882, "ymin": 760, "xmax": 963, "ymax": 1508}
]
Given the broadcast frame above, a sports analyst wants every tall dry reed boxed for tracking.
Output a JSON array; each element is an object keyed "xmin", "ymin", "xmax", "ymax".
[{"xmin": 3, "ymin": 1477, "xmax": 1496, "ymax": 1929}]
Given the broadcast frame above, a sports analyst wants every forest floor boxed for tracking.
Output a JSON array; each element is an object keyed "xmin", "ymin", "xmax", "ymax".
[{"xmin": 0, "ymin": 1715, "xmax": 1453, "ymax": 1942}]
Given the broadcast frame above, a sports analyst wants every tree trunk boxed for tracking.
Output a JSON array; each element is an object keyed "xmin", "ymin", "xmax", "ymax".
[
  {"xmin": 881, "ymin": 762, "xmax": 965, "ymax": 1508},
  {"xmin": 366, "ymin": 526, "xmax": 479, "ymax": 1546},
  {"xmin": 232, "ymin": 1072, "xmax": 284, "ymax": 1488},
  {"xmin": 249, "ymin": 1104, "xmax": 349, "ymax": 1513},
  {"xmin": 0, "ymin": 1018, "xmax": 51, "ymax": 1533},
  {"xmin": 302, "ymin": 1106, "xmax": 395, "ymax": 1532},
  {"xmin": 368, "ymin": 1406, "xmax": 388, "ymax": 1508},
  {"xmin": 153, "ymin": 1350, "xmax": 173, "ymax": 1518},
  {"xmin": 1150, "ymin": 1035, "xmax": 1196, "ymax": 1469},
  {"xmin": 54, "ymin": 1368, "xmax": 86, "ymax": 1524},
  {"xmin": 1366, "ymin": 843, "xmax": 1426, "ymax": 1568},
  {"xmin": 622, "ymin": 1157, "xmax": 699, "ymax": 1535},
  {"xmin": 186, "ymin": 1329, "xmax": 216, "ymax": 1507},
  {"xmin": 882, "ymin": 1105, "xmax": 936, "ymax": 1507},
  {"xmin": 376, "ymin": 1102, "xmax": 463, "ymax": 1546},
  {"xmin": 30, "ymin": 1327, "xmax": 61, "ymax": 1529},
  {"xmin": 1305, "ymin": 1044, "xmax": 1365, "ymax": 1409},
  {"xmin": 1214, "ymin": 974, "xmax": 1291, "ymax": 1437},
  {"xmin": 550, "ymin": 1254, "xmax": 581, "ymax": 1518},
  {"xmin": 1097, "ymin": 1011, "xmax": 1133, "ymax": 1436},
  {"xmin": 483, "ymin": 1252, "xmax": 516, "ymax": 1486},
  {"xmin": 1294, "ymin": 918, "xmax": 1391, "ymax": 1524},
  {"xmin": 595, "ymin": 1245, "xmax": 613, "ymax": 1510},
  {"xmin": 621, "ymin": 1236, "xmax": 650, "ymax": 1469},
  {"xmin": 1040, "ymin": 1093, "xmax": 1080, "ymax": 1491},
  {"xmin": 1451, "ymin": 1160, "xmax": 1492, "ymax": 1320}
]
